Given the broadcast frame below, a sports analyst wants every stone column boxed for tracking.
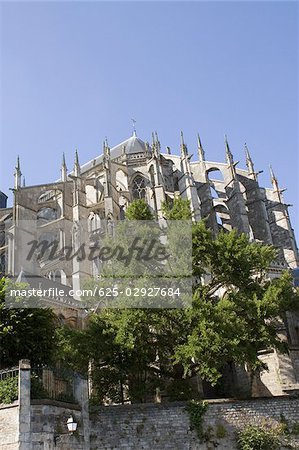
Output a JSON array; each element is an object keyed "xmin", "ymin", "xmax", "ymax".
[
  {"xmin": 18, "ymin": 359, "xmax": 31, "ymax": 450},
  {"xmin": 74, "ymin": 374, "xmax": 90, "ymax": 450}
]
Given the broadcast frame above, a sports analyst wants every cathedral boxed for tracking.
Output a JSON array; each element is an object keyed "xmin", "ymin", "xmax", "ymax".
[{"xmin": 0, "ymin": 130, "xmax": 298, "ymax": 397}]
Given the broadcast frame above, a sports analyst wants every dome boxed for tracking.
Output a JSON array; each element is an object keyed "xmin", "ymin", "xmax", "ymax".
[
  {"xmin": 111, "ymin": 134, "xmax": 148, "ymax": 155},
  {"xmin": 80, "ymin": 134, "xmax": 150, "ymax": 174}
]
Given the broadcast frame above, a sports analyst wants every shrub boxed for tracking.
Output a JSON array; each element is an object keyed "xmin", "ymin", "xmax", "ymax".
[
  {"xmin": 292, "ymin": 422, "xmax": 299, "ymax": 435},
  {"xmin": 216, "ymin": 423, "xmax": 227, "ymax": 439},
  {"xmin": 237, "ymin": 425, "xmax": 280, "ymax": 450},
  {"xmin": 186, "ymin": 400, "xmax": 208, "ymax": 441},
  {"xmin": 0, "ymin": 376, "xmax": 18, "ymax": 404}
]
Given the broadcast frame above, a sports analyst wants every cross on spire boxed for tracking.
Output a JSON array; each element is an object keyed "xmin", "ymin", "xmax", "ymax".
[{"xmin": 131, "ymin": 118, "xmax": 137, "ymax": 137}]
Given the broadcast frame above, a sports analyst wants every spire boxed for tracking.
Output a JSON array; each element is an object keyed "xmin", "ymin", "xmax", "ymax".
[
  {"xmin": 14, "ymin": 155, "xmax": 22, "ymax": 189},
  {"xmin": 224, "ymin": 135, "xmax": 238, "ymax": 179},
  {"xmin": 224, "ymin": 135, "xmax": 234, "ymax": 165},
  {"xmin": 244, "ymin": 143, "xmax": 256, "ymax": 180},
  {"xmin": 22, "ymin": 176, "xmax": 26, "ymax": 188},
  {"xmin": 60, "ymin": 152, "xmax": 67, "ymax": 181},
  {"xmin": 270, "ymin": 165, "xmax": 279, "ymax": 191},
  {"xmin": 269, "ymin": 165, "xmax": 287, "ymax": 203},
  {"xmin": 151, "ymin": 132, "xmax": 159, "ymax": 158},
  {"xmin": 131, "ymin": 118, "xmax": 137, "ymax": 137},
  {"xmin": 103, "ymin": 136, "xmax": 110, "ymax": 158},
  {"xmin": 197, "ymin": 133, "xmax": 205, "ymax": 162},
  {"xmin": 104, "ymin": 137, "xmax": 110, "ymax": 158},
  {"xmin": 145, "ymin": 141, "xmax": 151, "ymax": 156},
  {"xmin": 61, "ymin": 152, "xmax": 68, "ymax": 182},
  {"xmin": 103, "ymin": 138, "xmax": 111, "ymax": 170},
  {"xmin": 151, "ymin": 132, "xmax": 155, "ymax": 147},
  {"xmin": 155, "ymin": 131, "xmax": 161, "ymax": 155},
  {"xmin": 166, "ymin": 146, "xmax": 171, "ymax": 155},
  {"xmin": 180, "ymin": 131, "xmax": 188, "ymax": 156},
  {"xmin": 74, "ymin": 149, "xmax": 80, "ymax": 177}
]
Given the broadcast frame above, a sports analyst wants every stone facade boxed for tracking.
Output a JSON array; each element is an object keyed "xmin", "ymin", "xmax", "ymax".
[{"xmin": 0, "ymin": 132, "xmax": 298, "ymax": 396}]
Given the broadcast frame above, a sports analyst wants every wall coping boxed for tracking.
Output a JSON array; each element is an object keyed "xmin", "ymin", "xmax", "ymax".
[
  {"xmin": 31, "ymin": 398, "xmax": 81, "ymax": 410},
  {"xmin": 90, "ymin": 396, "xmax": 299, "ymax": 413},
  {"xmin": 0, "ymin": 400, "xmax": 19, "ymax": 410}
]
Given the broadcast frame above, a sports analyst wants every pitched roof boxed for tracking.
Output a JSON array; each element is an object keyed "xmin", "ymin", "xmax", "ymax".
[{"xmin": 79, "ymin": 135, "xmax": 150, "ymax": 174}]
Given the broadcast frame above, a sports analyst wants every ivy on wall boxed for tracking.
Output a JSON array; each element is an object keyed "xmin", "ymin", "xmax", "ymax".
[{"xmin": 186, "ymin": 400, "xmax": 208, "ymax": 442}]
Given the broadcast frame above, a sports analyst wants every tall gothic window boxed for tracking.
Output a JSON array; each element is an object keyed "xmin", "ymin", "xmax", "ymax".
[{"xmin": 132, "ymin": 175, "xmax": 146, "ymax": 199}]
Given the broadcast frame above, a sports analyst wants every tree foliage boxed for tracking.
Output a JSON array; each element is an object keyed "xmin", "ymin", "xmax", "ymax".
[
  {"xmin": 0, "ymin": 278, "xmax": 57, "ymax": 368},
  {"xmin": 125, "ymin": 199, "xmax": 154, "ymax": 220},
  {"xmin": 162, "ymin": 197, "xmax": 192, "ymax": 220},
  {"xmin": 56, "ymin": 197, "xmax": 299, "ymax": 401}
]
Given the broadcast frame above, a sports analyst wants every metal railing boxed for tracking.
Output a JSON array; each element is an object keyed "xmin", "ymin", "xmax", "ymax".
[
  {"xmin": 31, "ymin": 366, "xmax": 76, "ymax": 403},
  {"xmin": 0, "ymin": 366, "xmax": 19, "ymax": 404},
  {"xmin": 0, "ymin": 366, "xmax": 19, "ymax": 381},
  {"xmin": 0, "ymin": 364, "xmax": 78, "ymax": 404}
]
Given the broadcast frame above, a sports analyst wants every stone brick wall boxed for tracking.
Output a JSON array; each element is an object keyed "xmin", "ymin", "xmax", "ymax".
[
  {"xmin": 89, "ymin": 397, "xmax": 299, "ymax": 450},
  {"xmin": 30, "ymin": 401, "xmax": 84, "ymax": 450},
  {"xmin": 0, "ymin": 403, "xmax": 19, "ymax": 450},
  {"xmin": 2, "ymin": 394, "xmax": 299, "ymax": 449}
]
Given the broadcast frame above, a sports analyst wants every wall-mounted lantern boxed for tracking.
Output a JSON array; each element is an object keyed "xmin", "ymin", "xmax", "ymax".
[
  {"xmin": 54, "ymin": 415, "xmax": 78, "ymax": 446},
  {"xmin": 66, "ymin": 415, "xmax": 78, "ymax": 433}
]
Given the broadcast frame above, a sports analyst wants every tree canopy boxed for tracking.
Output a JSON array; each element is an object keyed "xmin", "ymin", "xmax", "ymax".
[
  {"xmin": 125, "ymin": 199, "xmax": 154, "ymax": 220},
  {"xmin": 0, "ymin": 278, "xmax": 57, "ymax": 368},
  {"xmin": 55, "ymin": 198, "xmax": 299, "ymax": 402}
]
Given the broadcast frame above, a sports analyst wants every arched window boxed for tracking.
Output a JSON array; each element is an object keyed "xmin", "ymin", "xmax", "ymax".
[
  {"xmin": 132, "ymin": 175, "xmax": 146, "ymax": 199},
  {"xmin": 54, "ymin": 269, "xmax": 61, "ymax": 284},
  {"xmin": 88, "ymin": 212, "xmax": 101, "ymax": 232},
  {"xmin": 37, "ymin": 207, "xmax": 58, "ymax": 223}
]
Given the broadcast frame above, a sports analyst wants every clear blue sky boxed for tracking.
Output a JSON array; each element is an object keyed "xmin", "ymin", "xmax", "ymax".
[{"xmin": 0, "ymin": 1, "xmax": 298, "ymax": 235}]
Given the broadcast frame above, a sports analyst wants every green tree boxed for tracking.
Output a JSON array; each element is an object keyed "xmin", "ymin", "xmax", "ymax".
[
  {"xmin": 59, "ymin": 197, "xmax": 193, "ymax": 402},
  {"xmin": 0, "ymin": 278, "xmax": 57, "ymax": 368},
  {"xmin": 162, "ymin": 197, "xmax": 192, "ymax": 220},
  {"xmin": 125, "ymin": 199, "xmax": 154, "ymax": 220},
  {"xmin": 175, "ymin": 223, "xmax": 299, "ymax": 385},
  {"xmin": 57, "ymin": 198, "xmax": 299, "ymax": 402}
]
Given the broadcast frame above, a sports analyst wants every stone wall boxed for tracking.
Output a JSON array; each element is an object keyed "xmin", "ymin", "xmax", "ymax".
[
  {"xmin": 30, "ymin": 401, "xmax": 84, "ymax": 450},
  {"xmin": 1, "ymin": 363, "xmax": 299, "ymax": 450},
  {"xmin": 89, "ymin": 397, "xmax": 299, "ymax": 450},
  {"xmin": 0, "ymin": 403, "xmax": 19, "ymax": 450},
  {"xmin": 0, "ymin": 361, "xmax": 89, "ymax": 450}
]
